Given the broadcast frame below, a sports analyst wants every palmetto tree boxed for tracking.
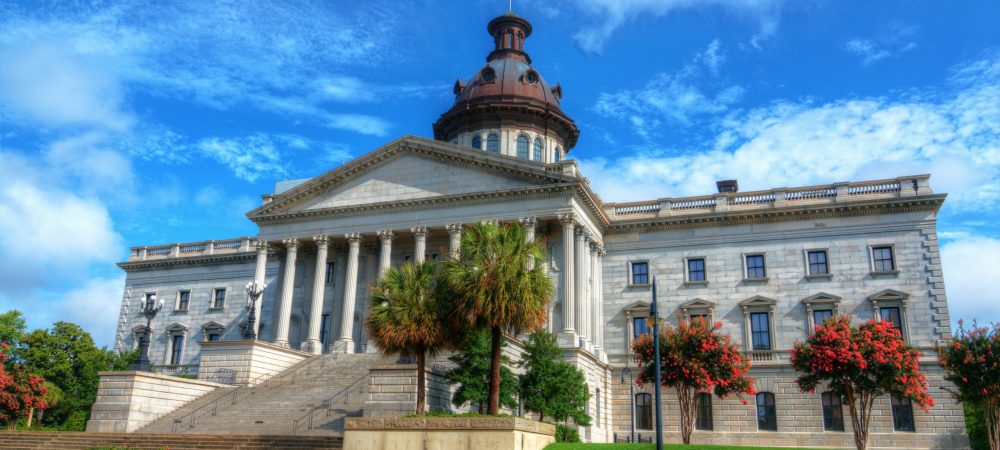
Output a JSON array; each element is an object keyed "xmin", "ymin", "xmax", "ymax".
[
  {"xmin": 441, "ymin": 222, "xmax": 553, "ymax": 415},
  {"xmin": 366, "ymin": 261, "xmax": 449, "ymax": 415}
]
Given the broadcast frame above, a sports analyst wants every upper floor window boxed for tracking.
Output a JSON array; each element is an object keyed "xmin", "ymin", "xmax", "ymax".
[
  {"xmin": 696, "ymin": 393, "xmax": 713, "ymax": 431},
  {"xmin": 687, "ymin": 258, "xmax": 706, "ymax": 282},
  {"xmin": 813, "ymin": 309, "xmax": 834, "ymax": 329},
  {"xmin": 532, "ymin": 137, "xmax": 543, "ymax": 161},
  {"xmin": 745, "ymin": 254, "xmax": 766, "ymax": 279},
  {"xmin": 756, "ymin": 392, "xmax": 777, "ymax": 431},
  {"xmin": 554, "ymin": 146, "xmax": 562, "ymax": 162},
  {"xmin": 176, "ymin": 291, "xmax": 190, "ymax": 311},
  {"xmin": 516, "ymin": 135, "xmax": 530, "ymax": 158},
  {"xmin": 630, "ymin": 261, "xmax": 649, "ymax": 285},
  {"xmin": 472, "ymin": 135, "xmax": 483, "ymax": 150},
  {"xmin": 632, "ymin": 317, "xmax": 649, "ymax": 341},
  {"xmin": 807, "ymin": 250, "xmax": 829, "ymax": 275},
  {"xmin": 891, "ymin": 396, "xmax": 915, "ymax": 432},
  {"xmin": 211, "ymin": 288, "xmax": 226, "ymax": 309},
  {"xmin": 325, "ymin": 261, "xmax": 336, "ymax": 284},
  {"xmin": 636, "ymin": 393, "xmax": 653, "ymax": 430},
  {"xmin": 207, "ymin": 332, "xmax": 222, "ymax": 342},
  {"xmin": 880, "ymin": 306, "xmax": 903, "ymax": 335},
  {"xmin": 487, "ymin": 133, "xmax": 500, "ymax": 153},
  {"xmin": 821, "ymin": 391, "xmax": 845, "ymax": 431},
  {"xmin": 750, "ymin": 312, "xmax": 771, "ymax": 350},
  {"xmin": 871, "ymin": 245, "xmax": 896, "ymax": 272}
]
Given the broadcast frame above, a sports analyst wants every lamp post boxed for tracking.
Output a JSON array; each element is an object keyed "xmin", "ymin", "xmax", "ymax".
[
  {"xmin": 621, "ymin": 366, "xmax": 636, "ymax": 443},
  {"xmin": 130, "ymin": 294, "xmax": 164, "ymax": 372},
  {"xmin": 244, "ymin": 281, "xmax": 266, "ymax": 340},
  {"xmin": 651, "ymin": 276, "xmax": 663, "ymax": 450}
]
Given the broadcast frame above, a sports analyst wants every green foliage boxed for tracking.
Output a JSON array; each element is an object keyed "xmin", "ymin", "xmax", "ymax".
[
  {"xmin": 446, "ymin": 328, "xmax": 518, "ymax": 413},
  {"xmin": 0, "ymin": 310, "xmax": 26, "ymax": 357},
  {"xmin": 964, "ymin": 400, "xmax": 991, "ymax": 450},
  {"xmin": 60, "ymin": 410, "xmax": 88, "ymax": 431},
  {"xmin": 406, "ymin": 411, "xmax": 512, "ymax": 417},
  {"xmin": 520, "ymin": 330, "xmax": 591, "ymax": 426},
  {"xmin": 554, "ymin": 423, "xmax": 580, "ymax": 442},
  {"xmin": 936, "ymin": 321, "xmax": 999, "ymax": 450}
]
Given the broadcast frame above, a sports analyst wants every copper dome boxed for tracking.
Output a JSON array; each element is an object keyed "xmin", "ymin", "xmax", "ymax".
[{"xmin": 433, "ymin": 12, "xmax": 580, "ymax": 151}]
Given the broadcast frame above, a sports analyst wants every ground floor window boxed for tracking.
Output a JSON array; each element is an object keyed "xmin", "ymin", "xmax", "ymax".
[
  {"xmin": 636, "ymin": 393, "xmax": 652, "ymax": 430},
  {"xmin": 756, "ymin": 392, "xmax": 777, "ymax": 431},
  {"xmin": 821, "ymin": 391, "xmax": 844, "ymax": 431},
  {"xmin": 891, "ymin": 396, "xmax": 915, "ymax": 432},
  {"xmin": 170, "ymin": 334, "xmax": 185, "ymax": 365},
  {"xmin": 695, "ymin": 393, "xmax": 713, "ymax": 430}
]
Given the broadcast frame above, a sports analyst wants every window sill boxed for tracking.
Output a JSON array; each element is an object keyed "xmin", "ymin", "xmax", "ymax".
[
  {"xmin": 628, "ymin": 283, "xmax": 651, "ymax": 289},
  {"xmin": 683, "ymin": 280, "xmax": 709, "ymax": 287},
  {"xmin": 208, "ymin": 307, "xmax": 225, "ymax": 311},
  {"xmin": 869, "ymin": 270, "xmax": 900, "ymax": 276},
  {"xmin": 173, "ymin": 309, "xmax": 189, "ymax": 313},
  {"xmin": 742, "ymin": 277, "xmax": 769, "ymax": 283},
  {"xmin": 805, "ymin": 273, "xmax": 833, "ymax": 280}
]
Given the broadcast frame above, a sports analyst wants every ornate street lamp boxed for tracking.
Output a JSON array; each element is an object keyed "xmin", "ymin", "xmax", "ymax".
[
  {"xmin": 621, "ymin": 366, "xmax": 637, "ymax": 443},
  {"xmin": 651, "ymin": 276, "xmax": 663, "ymax": 450},
  {"xmin": 244, "ymin": 281, "xmax": 266, "ymax": 340},
  {"xmin": 130, "ymin": 294, "xmax": 164, "ymax": 372}
]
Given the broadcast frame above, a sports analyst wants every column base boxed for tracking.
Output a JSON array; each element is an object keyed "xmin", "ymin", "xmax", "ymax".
[
  {"xmin": 558, "ymin": 330, "xmax": 578, "ymax": 347},
  {"xmin": 304, "ymin": 338, "xmax": 323, "ymax": 355},
  {"xmin": 272, "ymin": 339, "xmax": 289, "ymax": 348},
  {"xmin": 332, "ymin": 338, "xmax": 355, "ymax": 354}
]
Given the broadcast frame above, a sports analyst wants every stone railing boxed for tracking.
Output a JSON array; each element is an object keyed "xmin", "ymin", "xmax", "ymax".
[
  {"xmin": 743, "ymin": 350, "xmax": 792, "ymax": 365},
  {"xmin": 128, "ymin": 237, "xmax": 255, "ymax": 262},
  {"xmin": 602, "ymin": 175, "xmax": 930, "ymax": 220}
]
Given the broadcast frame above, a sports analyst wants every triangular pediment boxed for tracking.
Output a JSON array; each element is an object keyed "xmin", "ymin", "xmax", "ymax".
[
  {"xmin": 249, "ymin": 136, "xmax": 578, "ymax": 219},
  {"xmin": 622, "ymin": 301, "xmax": 650, "ymax": 313},
  {"xmin": 739, "ymin": 295, "xmax": 777, "ymax": 307},
  {"xmin": 680, "ymin": 298, "xmax": 715, "ymax": 310},
  {"xmin": 868, "ymin": 289, "xmax": 909, "ymax": 301},
  {"xmin": 802, "ymin": 292, "xmax": 842, "ymax": 305}
]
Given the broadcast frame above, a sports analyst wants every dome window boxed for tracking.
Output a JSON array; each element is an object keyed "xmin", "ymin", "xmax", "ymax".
[
  {"xmin": 554, "ymin": 146, "xmax": 562, "ymax": 162},
  {"xmin": 472, "ymin": 135, "xmax": 483, "ymax": 150},
  {"xmin": 524, "ymin": 70, "xmax": 539, "ymax": 85},
  {"xmin": 481, "ymin": 67, "xmax": 496, "ymax": 83},
  {"xmin": 486, "ymin": 133, "xmax": 500, "ymax": 153},
  {"xmin": 516, "ymin": 134, "xmax": 529, "ymax": 159},
  {"xmin": 532, "ymin": 137, "xmax": 543, "ymax": 161}
]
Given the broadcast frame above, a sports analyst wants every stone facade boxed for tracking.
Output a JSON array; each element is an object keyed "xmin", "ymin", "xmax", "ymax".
[{"xmin": 86, "ymin": 371, "xmax": 224, "ymax": 432}]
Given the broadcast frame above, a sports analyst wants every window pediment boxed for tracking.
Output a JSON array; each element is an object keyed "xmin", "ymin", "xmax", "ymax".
[
  {"xmin": 623, "ymin": 301, "xmax": 650, "ymax": 317},
  {"xmin": 680, "ymin": 298, "xmax": 715, "ymax": 310},
  {"xmin": 868, "ymin": 289, "xmax": 909, "ymax": 302},
  {"xmin": 201, "ymin": 321, "xmax": 225, "ymax": 331},
  {"xmin": 165, "ymin": 322, "xmax": 189, "ymax": 332},
  {"xmin": 131, "ymin": 324, "xmax": 150, "ymax": 333},
  {"xmin": 802, "ymin": 292, "xmax": 842, "ymax": 306},
  {"xmin": 740, "ymin": 295, "xmax": 777, "ymax": 307}
]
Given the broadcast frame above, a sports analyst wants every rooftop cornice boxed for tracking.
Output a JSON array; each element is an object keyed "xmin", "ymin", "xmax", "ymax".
[{"xmin": 118, "ymin": 252, "xmax": 256, "ymax": 272}]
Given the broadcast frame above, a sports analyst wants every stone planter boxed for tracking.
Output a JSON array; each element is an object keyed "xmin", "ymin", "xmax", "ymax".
[
  {"xmin": 86, "ymin": 371, "xmax": 225, "ymax": 432},
  {"xmin": 343, "ymin": 416, "xmax": 555, "ymax": 450}
]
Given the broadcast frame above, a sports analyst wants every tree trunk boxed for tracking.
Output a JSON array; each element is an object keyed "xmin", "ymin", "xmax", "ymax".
[
  {"xmin": 677, "ymin": 386, "xmax": 695, "ymax": 445},
  {"xmin": 488, "ymin": 325, "xmax": 502, "ymax": 415},
  {"xmin": 415, "ymin": 350, "xmax": 426, "ymax": 415},
  {"xmin": 37, "ymin": 409, "xmax": 45, "ymax": 424},
  {"xmin": 845, "ymin": 388, "xmax": 873, "ymax": 450},
  {"xmin": 984, "ymin": 397, "xmax": 999, "ymax": 450},
  {"xmin": 26, "ymin": 408, "xmax": 34, "ymax": 428}
]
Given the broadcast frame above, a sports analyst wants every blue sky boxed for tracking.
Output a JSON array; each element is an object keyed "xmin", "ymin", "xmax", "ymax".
[{"xmin": 1, "ymin": 0, "xmax": 998, "ymax": 347}]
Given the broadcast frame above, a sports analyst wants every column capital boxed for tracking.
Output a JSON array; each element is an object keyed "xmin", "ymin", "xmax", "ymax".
[
  {"xmin": 282, "ymin": 238, "xmax": 299, "ymax": 251},
  {"xmin": 519, "ymin": 216, "xmax": 537, "ymax": 227},
  {"xmin": 575, "ymin": 226, "xmax": 588, "ymax": 238},
  {"xmin": 377, "ymin": 228, "xmax": 395, "ymax": 241},
  {"xmin": 313, "ymin": 235, "xmax": 329, "ymax": 248},
  {"xmin": 446, "ymin": 223, "xmax": 463, "ymax": 234},
  {"xmin": 597, "ymin": 245, "xmax": 607, "ymax": 257},
  {"xmin": 590, "ymin": 241, "xmax": 600, "ymax": 253},
  {"xmin": 255, "ymin": 239, "xmax": 270, "ymax": 252},
  {"xmin": 345, "ymin": 233, "xmax": 362, "ymax": 244},
  {"xmin": 410, "ymin": 226, "xmax": 428, "ymax": 237},
  {"xmin": 558, "ymin": 213, "xmax": 576, "ymax": 227}
]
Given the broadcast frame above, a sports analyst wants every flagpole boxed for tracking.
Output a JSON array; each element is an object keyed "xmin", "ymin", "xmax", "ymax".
[{"xmin": 652, "ymin": 276, "xmax": 663, "ymax": 450}]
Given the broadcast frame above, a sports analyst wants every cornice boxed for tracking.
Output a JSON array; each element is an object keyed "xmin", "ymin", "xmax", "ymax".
[
  {"xmin": 605, "ymin": 194, "xmax": 945, "ymax": 235},
  {"xmin": 118, "ymin": 253, "xmax": 256, "ymax": 273}
]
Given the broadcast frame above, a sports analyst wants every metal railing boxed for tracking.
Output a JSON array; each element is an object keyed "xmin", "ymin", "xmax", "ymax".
[
  {"xmin": 291, "ymin": 374, "xmax": 368, "ymax": 434},
  {"xmin": 203, "ymin": 368, "xmax": 237, "ymax": 385}
]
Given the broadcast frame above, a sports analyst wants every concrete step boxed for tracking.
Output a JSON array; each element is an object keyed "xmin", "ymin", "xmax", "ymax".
[{"xmin": 0, "ymin": 431, "xmax": 343, "ymax": 450}]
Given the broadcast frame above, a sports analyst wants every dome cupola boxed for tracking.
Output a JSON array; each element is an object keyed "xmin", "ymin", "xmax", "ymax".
[{"xmin": 433, "ymin": 11, "xmax": 579, "ymax": 162}]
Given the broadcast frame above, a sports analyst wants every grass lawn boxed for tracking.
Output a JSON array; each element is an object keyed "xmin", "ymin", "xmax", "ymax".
[{"xmin": 545, "ymin": 444, "xmax": 823, "ymax": 450}]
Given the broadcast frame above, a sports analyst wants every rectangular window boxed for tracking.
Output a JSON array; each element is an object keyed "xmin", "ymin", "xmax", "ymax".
[
  {"xmin": 325, "ymin": 262, "xmax": 336, "ymax": 284},
  {"xmin": 320, "ymin": 313, "xmax": 330, "ymax": 345},
  {"xmin": 177, "ymin": 291, "xmax": 190, "ymax": 311},
  {"xmin": 872, "ymin": 246, "xmax": 895, "ymax": 272},
  {"xmin": 690, "ymin": 313, "xmax": 708, "ymax": 324},
  {"xmin": 821, "ymin": 392, "xmax": 845, "ymax": 431},
  {"xmin": 212, "ymin": 289, "xmax": 226, "ymax": 309},
  {"xmin": 880, "ymin": 307, "xmax": 903, "ymax": 335},
  {"xmin": 750, "ymin": 312, "xmax": 771, "ymax": 350},
  {"xmin": 687, "ymin": 258, "xmax": 706, "ymax": 282},
  {"xmin": 807, "ymin": 250, "xmax": 829, "ymax": 275},
  {"xmin": 813, "ymin": 309, "xmax": 834, "ymax": 329},
  {"xmin": 633, "ymin": 317, "xmax": 649, "ymax": 341},
  {"xmin": 170, "ymin": 335, "xmax": 184, "ymax": 365},
  {"xmin": 891, "ymin": 396, "xmax": 915, "ymax": 432},
  {"xmin": 756, "ymin": 392, "xmax": 777, "ymax": 431},
  {"xmin": 631, "ymin": 262, "xmax": 649, "ymax": 285},
  {"xmin": 695, "ymin": 393, "xmax": 713, "ymax": 431},
  {"xmin": 745, "ymin": 254, "xmax": 766, "ymax": 279},
  {"xmin": 635, "ymin": 393, "xmax": 652, "ymax": 430},
  {"xmin": 207, "ymin": 333, "xmax": 221, "ymax": 342}
]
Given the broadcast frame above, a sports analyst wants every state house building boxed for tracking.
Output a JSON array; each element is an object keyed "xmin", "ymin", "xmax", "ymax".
[{"xmin": 109, "ymin": 11, "xmax": 968, "ymax": 448}]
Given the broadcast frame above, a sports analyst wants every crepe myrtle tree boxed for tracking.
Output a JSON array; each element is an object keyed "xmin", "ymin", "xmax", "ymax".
[
  {"xmin": 791, "ymin": 316, "xmax": 934, "ymax": 450},
  {"xmin": 936, "ymin": 320, "xmax": 999, "ymax": 450},
  {"xmin": 632, "ymin": 317, "xmax": 755, "ymax": 445},
  {"xmin": 0, "ymin": 343, "xmax": 48, "ymax": 429}
]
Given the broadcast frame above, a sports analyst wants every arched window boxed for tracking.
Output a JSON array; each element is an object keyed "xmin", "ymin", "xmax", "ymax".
[
  {"xmin": 532, "ymin": 138, "xmax": 543, "ymax": 161},
  {"xmin": 516, "ymin": 134, "xmax": 529, "ymax": 159},
  {"xmin": 472, "ymin": 135, "xmax": 482, "ymax": 150},
  {"xmin": 554, "ymin": 146, "xmax": 562, "ymax": 162},
  {"xmin": 635, "ymin": 393, "xmax": 652, "ymax": 430},
  {"xmin": 695, "ymin": 393, "xmax": 713, "ymax": 430},
  {"xmin": 486, "ymin": 133, "xmax": 499, "ymax": 153},
  {"xmin": 756, "ymin": 392, "xmax": 777, "ymax": 431},
  {"xmin": 821, "ymin": 391, "xmax": 844, "ymax": 431}
]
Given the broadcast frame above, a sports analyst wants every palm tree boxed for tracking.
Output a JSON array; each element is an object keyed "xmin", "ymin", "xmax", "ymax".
[
  {"xmin": 440, "ymin": 222, "xmax": 553, "ymax": 415},
  {"xmin": 366, "ymin": 261, "xmax": 449, "ymax": 415}
]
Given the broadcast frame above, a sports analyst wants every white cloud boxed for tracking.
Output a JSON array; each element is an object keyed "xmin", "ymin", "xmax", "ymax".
[
  {"xmin": 560, "ymin": 0, "xmax": 784, "ymax": 53},
  {"xmin": 941, "ymin": 236, "xmax": 1000, "ymax": 326},
  {"xmin": 197, "ymin": 135, "xmax": 289, "ymax": 183},
  {"xmin": 327, "ymin": 114, "xmax": 391, "ymax": 137},
  {"xmin": 844, "ymin": 23, "xmax": 919, "ymax": 66},
  {"xmin": 57, "ymin": 276, "xmax": 127, "ymax": 348}
]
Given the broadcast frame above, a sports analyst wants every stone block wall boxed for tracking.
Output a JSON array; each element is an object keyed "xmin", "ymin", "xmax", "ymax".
[
  {"xmin": 86, "ymin": 371, "xmax": 224, "ymax": 432},
  {"xmin": 197, "ymin": 340, "xmax": 309, "ymax": 385}
]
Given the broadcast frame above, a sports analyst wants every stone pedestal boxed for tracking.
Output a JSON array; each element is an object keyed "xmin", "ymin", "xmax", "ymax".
[
  {"xmin": 197, "ymin": 339, "xmax": 310, "ymax": 386},
  {"xmin": 86, "ymin": 371, "xmax": 224, "ymax": 432},
  {"xmin": 363, "ymin": 363, "xmax": 451, "ymax": 417},
  {"xmin": 344, "ymin": 417, "xmax": 555, "ymax": 450}
]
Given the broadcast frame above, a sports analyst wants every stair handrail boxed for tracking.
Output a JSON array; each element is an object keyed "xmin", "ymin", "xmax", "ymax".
[
  {"xmin": 169, "ymin": 354, "xmax": 329, "ymax": 433},
  {"xmin": 291, "ymin": 373, "xmax": 368, "ymax": 434}
]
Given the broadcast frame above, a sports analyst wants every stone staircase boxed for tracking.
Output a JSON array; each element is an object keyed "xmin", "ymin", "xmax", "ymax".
[
  {"xmin": 140, "ymin": 353, "xmax": 384, "ymax": 436},
  {"xmin": 0, "ymin": 431, "xmax": 343, "ymax": 450}
]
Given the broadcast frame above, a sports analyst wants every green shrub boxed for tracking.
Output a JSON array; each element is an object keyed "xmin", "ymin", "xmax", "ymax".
[
  {"xmin": 554, "ymin": 424, "xmax": 580, "ymax": 442},
  {"xmin": 60, "ymin": 411, "xmax": 88, "ymax": 431},
  {"xmin": 964, "ymin": 400, "xmax": 990, "ymax": 450}
]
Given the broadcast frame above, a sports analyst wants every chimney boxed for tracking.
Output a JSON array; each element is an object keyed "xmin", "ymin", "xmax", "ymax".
[{"xmin": 716, "ymin": 180, "xmax": 739, "ymax": 193}]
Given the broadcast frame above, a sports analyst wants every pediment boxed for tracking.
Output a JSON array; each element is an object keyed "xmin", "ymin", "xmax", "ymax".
[
  {"xmin": 739, "ymin": 295, "xmax": 777, "ymax": 308},
  {"xmin": 201, "ymin": 321, "xmax": 226, "ymax": 330},
  {"xmin": 622, "ymin": 301, "xmax": 650, "ymax": 313},
  {"xmin": 802, "ymin": 292, "xmax": 842, "ymax": 305},
  {"xmin": 680, "ymin": 298, "xmax": 715, "ymax": 310},
  {"xmin": 165, "ymin": 322, "xmax": 189, "ymax": 332},
  {"xmin": 868, "ymin": 289, "xmax": 909, "ymax": 301},
  {"xmin": 249, "ymin": 136, "xmax": 577, "ymax": 219}
]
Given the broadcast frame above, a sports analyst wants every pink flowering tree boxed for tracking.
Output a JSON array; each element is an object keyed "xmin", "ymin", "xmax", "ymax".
[
  {"xmin": 633, "ymin": 318, "xmax": 755, "ymax": 444},
  {"xmin": 0, "ymin": 343, "xmax": 49, "ymax": 429},
  {"xmin": 791, "ymin": 316, "xmax": 933, "ymax": 450},
  {"xmin": 936, "ymin": 320, "xmax": 999, "ymax": 450}
]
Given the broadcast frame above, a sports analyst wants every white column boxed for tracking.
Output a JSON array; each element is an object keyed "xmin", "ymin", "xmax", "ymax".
[
  {"xmin": 559, "ymin": 214, "xmax": 576, "ymax": 339},
  {"xmin": 521, "ymin": 217, "xmax": 537, "ymax": 270},
  {"xmin": 274, "ymin": 238, "xmax": 298, "ymax": 347},
  {"xmin": 304, "ymin": 236, "xmax": 328, "ymax": 354},
  {"xmin": 377, "ymin": 229, "xmax": 394, "ymax": 277},
  {"xmin": 251, "ymin": 240, "xmax": 269, "ymax": 338},
  {"xmin": 597, "ymin": 246, "xmax": 605, "ymax": 350},
  {"xmin": 590, "ymin": 241, "xmax": 600, "ymax": 352},
  {"xmin": 411, "ymin": 227, "xmax": 428, "ymax": 263},
  {"xmin": 447, "ymin": 223, "xmax": 462, "ymax": 258},
  {"xmin": 574, "ymin": 228, "xmax": 587, "ymax": 343},
  {"xmin": 335, "ymin": 233, "xmax": 362, "ymax": 353}
]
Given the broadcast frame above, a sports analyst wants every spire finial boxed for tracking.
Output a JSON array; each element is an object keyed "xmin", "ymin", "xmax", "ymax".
[{"xmin": 509, "ymin": 0, "xmax": 512, "ymax": 12}]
